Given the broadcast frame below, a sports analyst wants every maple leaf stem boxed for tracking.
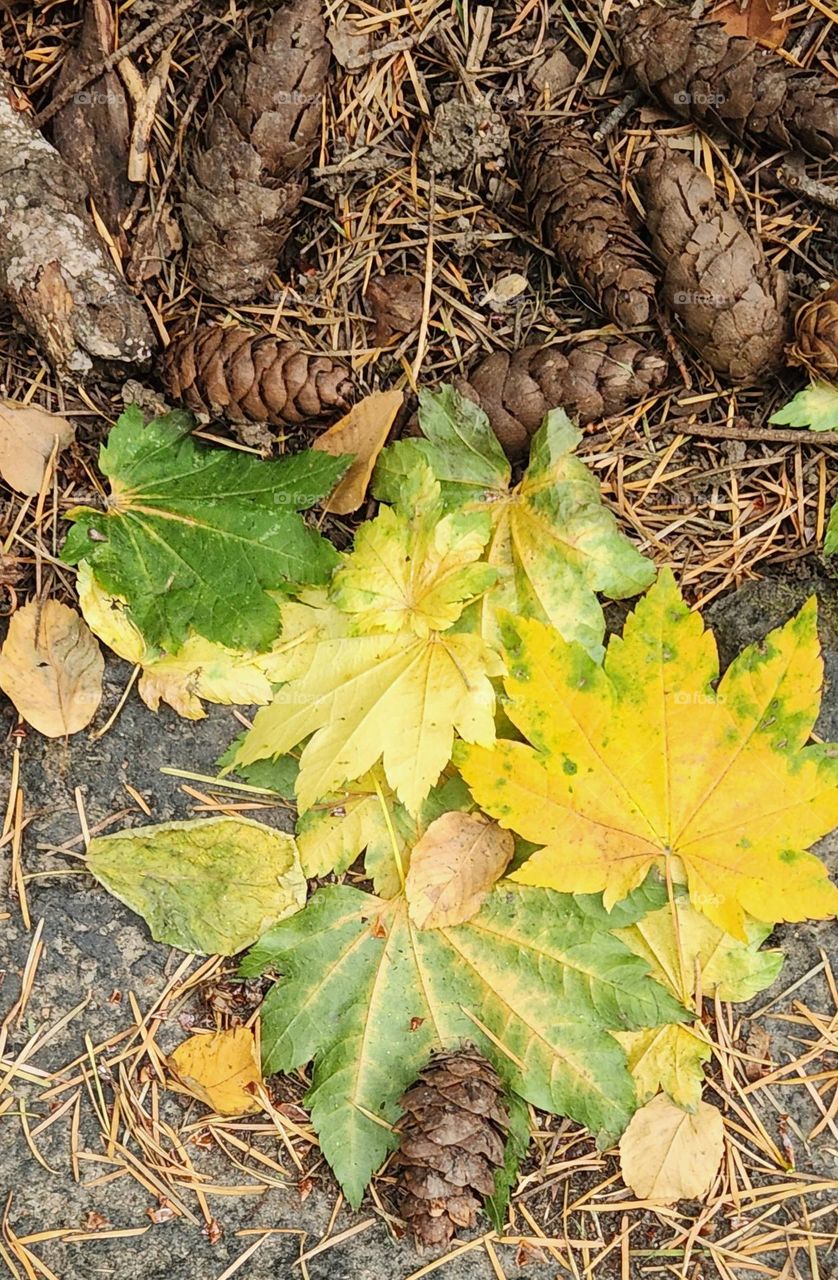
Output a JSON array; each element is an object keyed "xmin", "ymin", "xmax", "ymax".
[
  {"xmin": 374, "ymin": 775, "xmax": 406, "ymax": 891},
  {"xmin": 664, "ymin": 856, "xmax": 692, "ymax": 1011}
]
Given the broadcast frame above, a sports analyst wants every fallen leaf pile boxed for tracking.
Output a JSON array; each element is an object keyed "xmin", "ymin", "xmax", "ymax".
[{"xmin": 18, "ymin": 377, "xmax": 834, "ymax": 1234}]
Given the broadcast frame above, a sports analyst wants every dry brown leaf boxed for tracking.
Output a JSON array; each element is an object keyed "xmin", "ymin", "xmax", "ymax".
[
  {"xmin": 366, "ymin": 274, "xmax": 425, "ymax": 344},
  {"xmin": 0, "ymin": 599, "xmax": 103, "ymax": 737},
  {"xmin": 619, "ymin": 1094, "xmax": 724, "ymax": 1203},
  {"xmin": 312, "ymin": 388, "xmax": 403, "ymax": 514},
  {"xmin": 405, "ymin": 810, "xmax": 514, "ymax": 930},
  {"xmin": 168, "ymin": 1028, "xmax": 263, "ymax": 1115},
  {"xmin": 709, "ymin": 0, "xmax": 790, "ymax": 48},
  {"xmin": 0, "ymin": 400, "xmax": 75, "ymax": 496}
]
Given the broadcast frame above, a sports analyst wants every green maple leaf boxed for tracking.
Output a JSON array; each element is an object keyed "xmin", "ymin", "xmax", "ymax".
[
  {"xmin": 242, "ymin": 862, "xmax": 688, "ymax": 1207},
  {"xmin": 374, "ymin": 387, "xmax": 654, "ymax": 659},
  {"xmin": 769, "ymin": 382, "xmax": 838, "ymax": 431},
  {"xmin": 826, "ymin": 503, "xmax": 838, "ymax": 556},
  {"xmin": 61, "ymin": 407, "xmax": 350, "ymax": 651}
]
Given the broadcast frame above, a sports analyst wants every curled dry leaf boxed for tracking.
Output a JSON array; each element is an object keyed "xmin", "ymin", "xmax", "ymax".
[
  {"xmin": 619, "ymin": 1093, "xmax": 724, "ymax": 1203},
  {"xmin": 168, "ymin": 1028, "xmax": 263, "ymax": 1116},
  {"xmin": 0, "ymin": 599, "xmax": 103, "ymax": 737},
  {"xmin": 312, "ymin": 388, "xmax": 404, "ymax": 514},
  {"xmin": 366, "ymin": 275, "xmax": 425, "ymax": 344},
  {"xmin": 405, "ymin": 810, "xmax": 514, "ymax": 929},
  {"xmin": 709, "ymin": 0, "xmax": 790, "ymax": 50},
  {"xmin": 0, "ymin": 400, "xmax": 75, "ymax": 497}
]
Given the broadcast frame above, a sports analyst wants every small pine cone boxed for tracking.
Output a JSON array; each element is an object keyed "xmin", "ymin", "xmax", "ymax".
[
  {"xmin": 393, "ymin": 1048, "xmax": 510, "ymax": 1252},
  {"xmin": 620, "ymin": 1, "xmax": 838, "ymax": 159},
  {"xmin": 454, "ymin": 336, "xmax": 669, "ymax": 459},
  {"xmin": 523, "ymin": 124, "xmax": 657, "ymax": 328},
  {"xmin": 180, "ymin": 0, "xmax": 330, "ymax": 303},
  {"xmin": 788, "ymin": 283, "xmax": 838, "ymax": 382},
  {"xmin": 641, "ymin": 147, "xmax": 789, "ymax": 383},
  {"xmin": 162, "ymin": 324, "xmax": 355, "ymax": 429}
]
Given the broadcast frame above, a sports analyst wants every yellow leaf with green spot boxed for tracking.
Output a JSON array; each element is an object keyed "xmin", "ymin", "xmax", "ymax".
[{"xmin": 458, "ymin": 571, "xmax": 838, "ymax": 937}]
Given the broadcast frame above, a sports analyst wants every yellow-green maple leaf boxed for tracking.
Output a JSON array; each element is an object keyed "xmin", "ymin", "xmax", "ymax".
[
  {"xmin": 77, "ymin": 562, "xmax": 288, "ymax": 720},
  {"xmin": 458, "ymin": 571, "xmax": 838, "ymax": 938},
  {"xmin": 332, "ymin": 464, "xmax": 495, "ymax": 637},
  {"xmin": 612, "ymin": 897, "xmax": 782, "ymax": 1109},
  {"xmin": 234, "ymin": 473, "xmax": 502, "ymax": 815}
]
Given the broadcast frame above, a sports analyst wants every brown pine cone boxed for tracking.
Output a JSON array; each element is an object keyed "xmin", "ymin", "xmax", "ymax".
[
  {"xmin": 641, "ymin": 147, "xmax": 788, "ymax": 383},
  {"xmin": 180, "ymin": 0, "xmax": 330, "ymax": 303},
  {"xmin": 620, "ymin": 1, "xmax": 838, "ymax": 159},
  {"xmin": 162, "ymin": 324, "xmax": 355, "ymax": 429},
  {"xmin": 788, "ymin": 283, "xmax": 838, "ymax": 382},
  {"xmin": 523, "ymin": 124, "xmax": 657, "ymax": 328},
  {"xmin": 453, "ymin": 336, "xmax": 669, "ymax": 459},
  {"xmin": 393, "ymin": 1047, "xmax": 510, "ymax": 1252}
]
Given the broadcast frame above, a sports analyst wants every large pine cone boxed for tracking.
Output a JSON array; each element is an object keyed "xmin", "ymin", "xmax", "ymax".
[
  {"xmin": 523, "ymin": 124, "xmax": 657, "ymax": 328},
  {"xmin": 788, "ymin": 283, "xmax": 838, "ymax": 382},
  {"xmin": 641, "ymin": 147, "xmax": 788, "ymax": 383},
  {"xmin": 453, "ymin": 335, "xmax": 669, "ymax": 459},
  {"xmin": 162, "ymin": 324, "xmax": 355, "ymax": 428},
  {"xmin": 180, "ymin": 0, "xmax": 329, "ymax": 303},
  {"xmin": 393, "ymin": 1048, "xmax": 510, "ymax": 1251},
  {"xmin": 620, "ymin": 1, "xmax": 838, "ymax": 159}
]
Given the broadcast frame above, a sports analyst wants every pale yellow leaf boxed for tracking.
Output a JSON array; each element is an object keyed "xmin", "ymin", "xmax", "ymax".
[
  {"xmin": 168, "ymin": 1028, "xmax": 263, "ymax": 1116},
  {"xmin": 0, "ymin": 400, "xmax": 75, "ymax": 496},
  {"xmin": 0, "ymin": 599, "xmax": 103, "ymax": 736},
  {"xmin": 313, "ymin": 389, "xmax": 403, "ymax": 515},
  {"xmin": 619, "ymin": 1094, "xmax": 724, "ymax": 1203},
  {"xmin": 406, "ymin": 810, "xmax": 513, "ymax": 928}
]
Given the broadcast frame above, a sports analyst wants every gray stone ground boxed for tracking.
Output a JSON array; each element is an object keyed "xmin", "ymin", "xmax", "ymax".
[{"xmin": 1, "ymin": 569, "xmax": 836, "ymax": 1280}]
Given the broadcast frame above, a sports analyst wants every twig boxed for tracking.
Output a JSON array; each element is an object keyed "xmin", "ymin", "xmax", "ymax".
[
  {"xmin": 126, "ymin": 27, "xmax": 234, "ymax": 282},
  {"xmin": 674, "ymin": 421, "xmax": 838, "ymax": 446},
  {"xmin": 33, "ymin": 0, "xmax": 200, "ymax": 129},
  {"xmin": 776, "ymin": 155, "xmax": 838, "ymax": 213},
  {"xmin": 593, "ymin": 89, "xmax": 642, "ymax": 142}
]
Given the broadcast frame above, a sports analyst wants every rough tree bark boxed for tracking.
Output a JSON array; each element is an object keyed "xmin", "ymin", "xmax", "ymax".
[{"xmin": 0, "ymin": 75, "xmax": 154, "ymax": 379}]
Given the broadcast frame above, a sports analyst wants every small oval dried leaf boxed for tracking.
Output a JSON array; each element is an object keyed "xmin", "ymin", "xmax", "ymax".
[
  {"xmin": 0, "ymin": 401, "xmax": 75, "ymax": 496},
  {"xmin": 313, "ymin": 389, "xmax": 404, "ymax": 514},
  {"xmin": 0, "ymin": 599, "xmax": 103, "ymax": 737},
  {"xmin": 405, "ymin": 810, "xmax": 514, "ymax": 929},
  {"xmin": 619, "ymin": 1094, "xmax": 724, "ymax": 1203},
  {"xmin": 86, "ymin": 816, "xmax": 307, "ymax": 954},
  {"xmin": 168, "ymin": 1028, "xmax": 263, "ymax": 1116}
]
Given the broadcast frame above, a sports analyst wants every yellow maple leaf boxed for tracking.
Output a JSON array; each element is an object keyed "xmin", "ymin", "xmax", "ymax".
[
  {"xmin": 614, "ymin": 1023, "xmax": 710, "ymax": 1113},
  {"xmin": 459, "ymin": 570, "xmax": 838, "ymax": 937},
  {"xmin": 238, "ymin": 626, "xmax": 501, "ymax": 814},
  {"xmin": 168, "ymin": 1028, "xmax": 262, "ymax": 1116},
  {"xmin": 234, "ymin": 467, "xmax": 503, "ymax": 815},
  {"xmin": 612, "ymin": 896, "xmax": 783, "ymax": 1109}
]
